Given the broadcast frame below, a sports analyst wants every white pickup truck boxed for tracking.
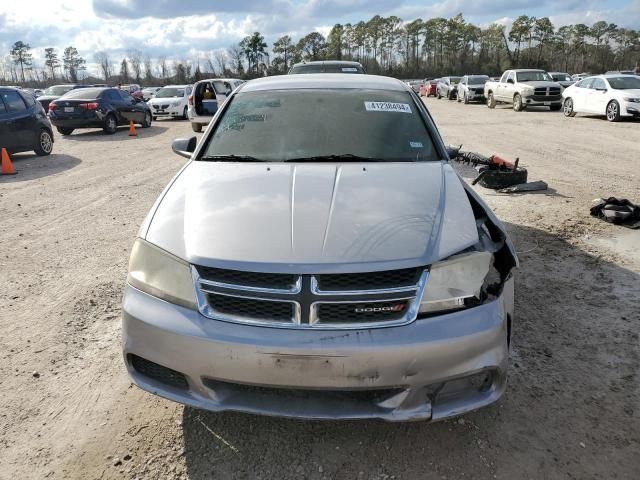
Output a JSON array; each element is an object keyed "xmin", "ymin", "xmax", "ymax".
[{"xmin": 484, "ymin": 69, "xmax": 563, "ymax": 111}]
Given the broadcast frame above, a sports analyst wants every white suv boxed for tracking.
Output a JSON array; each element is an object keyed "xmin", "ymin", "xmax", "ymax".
[{"xmin": 148, "ymin": 85, "xmax": 192, "ymax": 120}]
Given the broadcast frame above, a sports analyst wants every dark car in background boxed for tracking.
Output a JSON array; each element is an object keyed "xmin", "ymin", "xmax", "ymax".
[
  {"xmin": 48, "ymin": 87, "xmax": 152, "ymax": 135},
  {"xmin": 36, "ymin": 84, "xmax": 89, "ymax": 112},
  {"xmin": 289, "ymin": 61, "xmax": 366, "ymax": 74},
  {"xmin": 436, "ymin": 76, "xmax": 461, "ymax": 100},
  {"xmin": 0, "ymin": 87, "xmax": 54, "ymax": 156},
  {"xmin": 548, "ymin": 72, "xmax": 575, "ymax": 89}
]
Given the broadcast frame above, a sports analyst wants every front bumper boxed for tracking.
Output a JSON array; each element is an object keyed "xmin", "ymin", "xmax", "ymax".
[
  {"xmin": 522, "ymin": 95, "xmax": 562, "ymax": 107},
  {"xmin": 122, "ymin": 278, "xmax": 514, "ymax": 422},
  {"xmin": 624, "ymin": 102, "xmax": 640, "ymax": 116}
]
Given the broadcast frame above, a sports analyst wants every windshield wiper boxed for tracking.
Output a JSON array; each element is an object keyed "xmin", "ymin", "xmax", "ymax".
[
  {"xmin": 283, "ymin": 154, "xmax": 387, "ymax": 163},
  {"xmin": 199, "ymin": 154, "xmax": 266, "ymax": 162}
]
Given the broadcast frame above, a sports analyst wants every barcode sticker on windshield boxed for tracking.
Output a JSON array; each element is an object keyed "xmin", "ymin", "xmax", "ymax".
[
  {"xmin": 365, "ymin": 102, "xmax": 412, "ymax": 113},
  {"xmin": 342, "ymin": 67, "xmax": 358, "ymax": 72}
]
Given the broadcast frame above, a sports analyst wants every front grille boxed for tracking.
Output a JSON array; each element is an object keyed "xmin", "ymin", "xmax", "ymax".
[
  {"xmin": 533, "ymin": 87, "xmax": 561, "ymax": 97},
  {"xmin": 194, "ymin": 266, "xmax": 425, "ymax": 328},
  {"xmin": 316, "ymin": 300, "xmax": 409, "ymax": 324},
  {"xmin": 207, "ymin": 294, "xmax": 295, "ymax": 323},
  {"xmin": 474, "ymin": 88, "xmax": 485, "ymax": 94},
  {"xmin": 130, "ymin": 355, "xmax": 188, "ymax": 389},
  {"xmin": 316, "ymin": 268, "xmax": 421, "ymax": 291},
  {"xmin": 197, "ymin": 266, "xmax": 297, "ymax": 290}
]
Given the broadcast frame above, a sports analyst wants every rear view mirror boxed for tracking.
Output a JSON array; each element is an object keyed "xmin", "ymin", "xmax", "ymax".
[{"xmin": 172, "ymin": 137, "xmax": 197, "ymax": 159}]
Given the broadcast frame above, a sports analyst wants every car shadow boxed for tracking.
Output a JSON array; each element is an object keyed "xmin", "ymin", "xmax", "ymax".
[
  {"xmin": 179, "ymin": 222, "xmax": 639, "ymax": 479},
  {"xmin": 0, "ymin": 152, "xmax": 80, "ymax": 182},
  {"xmin": 58, "ymin": 124, "xmax": 169, "ymax": 141}
]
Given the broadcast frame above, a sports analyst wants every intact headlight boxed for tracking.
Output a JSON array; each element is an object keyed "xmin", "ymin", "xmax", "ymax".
[
  {"xmin": 521, "ymin": 86, "xmax": 535, "ymax": 95},
  {"xmin": 127, "ymin": 238, "xmax": 197, "ymax": 309},
  {"xmin": 623, "ymin": 97, "xmax": 640, "ymax": 103},
  {"xmin": 419, "ymin": 251, "xmax": 493, "ymax": 315},
  {"xmin": 172, "ymin": 100, "xmax": 181, "ymax": 106}
]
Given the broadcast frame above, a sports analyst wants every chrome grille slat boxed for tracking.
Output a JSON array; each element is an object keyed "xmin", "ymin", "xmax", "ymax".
[{"xmin": 192, "ymin": 266, "xmax": 428, "ymax": 329}]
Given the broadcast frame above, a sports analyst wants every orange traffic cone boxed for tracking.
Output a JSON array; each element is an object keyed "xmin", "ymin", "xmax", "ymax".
[
  {"xmin": 1, "ymin": 148, "xmax": 17, "ymax": 175},
  {"xmin": 128, "ymin": 120, "xmax": 137, "ymax": 137}
]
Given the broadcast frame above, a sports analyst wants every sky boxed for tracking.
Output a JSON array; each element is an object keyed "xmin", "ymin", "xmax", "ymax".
[{"xmin": 1, "ymin": 0, "xmax": 638, "ymax": 76}]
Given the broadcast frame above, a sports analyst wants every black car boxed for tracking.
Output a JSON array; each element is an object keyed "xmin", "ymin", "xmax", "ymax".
[
  {"xmin": 288, "ymin": 61, "xmax": 366, "ymax": 74},
  {"xmin": 37, "ymin": 84, "xmax": 89, "ymax": 112},
  {"xmin": 0, "ymin": 87, "xmax": 54, "ymax": 156},
  {"xmin": 48, "ymin": 87, "xmax": 152, "ymax": 135}
]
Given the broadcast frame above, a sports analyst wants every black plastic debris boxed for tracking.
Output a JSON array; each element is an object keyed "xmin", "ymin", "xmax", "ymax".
[
  {"xmin": 499, "ymin": 180, "xmax": 548, "ymax": 193},
  {"xmin": 448, "ymin": 147, "xmax": 528, "ymax": 190},
  {"xmin": 590, "ymin": 197, "xmax": 640, "ymax": 229}
]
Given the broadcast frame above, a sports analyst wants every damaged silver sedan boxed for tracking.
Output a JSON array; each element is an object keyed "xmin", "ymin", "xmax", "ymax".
[{"xmin": 122, "ymin": 74, "xmax": 517, "ymax": 421}]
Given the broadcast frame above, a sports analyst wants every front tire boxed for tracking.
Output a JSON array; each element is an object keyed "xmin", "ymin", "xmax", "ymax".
[
  {"xmin": 191, "ymin": 123, "xmax": 202, "ymax": 133},
  {"xmin": 437, "ymin": 91, "xmax": 442, "ymax": 99},
  {"xmin": 103, "ymin": 114, "xmax": 117, "ymax": 134},
  {"xmin": 34, "ymin": 129, "xmax": 53, "ymax": 156},
  {"xmin": 56, "ymin": 127, "xmax": 74, "ymax": 136},
  {"xmin": 464, "ymin": 93, "xmax": 469, "ymax": 104},
  {"xmin": 487, "ymin": 93, "xmax": 496, "ymax": 109},
  {"xmin": 141, "ymin": 111, "xmax": 152, "ymax": 128},
  {"xmin": 182, "ymin": 106, "xmax": 188, "ymax": 120},
  {"xmin": 606, "ymin": 100, "xmax": 621, "ymax": 122},
  {"xmin": 563, "ymin": 98, "xmax": 576, "ymax": 117},
  {"xmin": 513, "ymin": 93, "xmax": 523, "ymax": 111}
]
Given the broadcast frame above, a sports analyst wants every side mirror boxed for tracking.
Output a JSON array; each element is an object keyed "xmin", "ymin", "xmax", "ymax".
[
  {"xmin": 172, "ymin": 137, "xmax": 197, "ymax": 159},
  {"xmin": 507, "ymin": 78, "xmax": 514, "ymax": 84},
  {"xmin": 445, "ymin": 145, "xmax": 461, "ymax": 159}
]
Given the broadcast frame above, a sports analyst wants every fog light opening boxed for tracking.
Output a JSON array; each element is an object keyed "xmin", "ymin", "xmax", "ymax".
[{"xmin": 129, "ymin": 354, "xmax": 189, "ymax": 390}]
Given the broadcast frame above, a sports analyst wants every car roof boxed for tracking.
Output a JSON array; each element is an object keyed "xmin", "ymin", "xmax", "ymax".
[
  {"xmin": 291, "ymin": 60, "xmax": 363, "ymax": 67},
  {"xmin": 510, "ymin": 69, "xmax": 545, "ymax": 72},
  {"xmin": 160, "ymin": 85, "xmax": 190, "ymax": 88},
  {"xmin": 240, "ymin": 74, "xmax": 410, "ymax": 93}
]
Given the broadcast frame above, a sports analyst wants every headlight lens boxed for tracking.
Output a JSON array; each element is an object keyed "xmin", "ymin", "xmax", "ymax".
[
  {"xmin": 623, "ymin": 97, "xmax": 640, "ymax": 103},
  {"xmin": 419, "ymin": 251, "xmax": 493, "ymax": 315},
  {"xmin": 127, "ymin": 238, "xmax": 197, "ymax": 309},
  {"xmin": 172, "ymin": 100, "xmax": 181, "ymax": 106}
]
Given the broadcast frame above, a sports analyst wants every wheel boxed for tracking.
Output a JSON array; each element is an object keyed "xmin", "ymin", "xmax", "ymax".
[
  {"xmin": 437, "ymin": 91, "xmax": 441, "ymax": 99},
  {"xmin": 487, "ymin": 93, "xmax": 496, "ymax": 109},
  {"xmin": 56, "ymin": 127, "xmax": 74, "ymax": 136},
  {"xmin": 563, "ymin": 99, "xmax": 576, "ymax": 117},
  {"xmin": 182, "ymin": 106, "xmax": 188, "ymax": 120},
  {"xmin": 103, "ymin": 114, "xmax": 117, "ymax": 134},
  {"xmin": 464, "ymin": 93, "xmax": 469, "ymax": 104},
  {"xmin": 34, "ymin": 129, "xmax": 53, "ymax": 156},
  {"xmin": 606, "ymin": 100, "xmax": 621, "ymax": 122},
  {"xmin": 141, "ymin": 111, "xmax": 152, "ymax": 128},
  {"xmin": 513, "ymin": 94, "xmax": 523, "ymax": 111},
  {"xmin": 191, "ymin": 123, "xmax": 202, "ymax": 133}
]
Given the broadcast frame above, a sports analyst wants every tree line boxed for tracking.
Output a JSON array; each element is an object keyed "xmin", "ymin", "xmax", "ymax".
[{"xmin": 2, "ymin": 13, "xmax": 639, "ymax": 87}]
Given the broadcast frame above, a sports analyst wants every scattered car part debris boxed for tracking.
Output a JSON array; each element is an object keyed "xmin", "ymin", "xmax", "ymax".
[
  {"xmin": 590, "ymin": 197, "xmax": 640, "ymax": 229},
  {"xmin": 448, "ymin": 146, "xmax": 528, "ymax": 189},
  {"xmin": 498, "ymin": 180, "xmax": 548, "ymax": 193}
]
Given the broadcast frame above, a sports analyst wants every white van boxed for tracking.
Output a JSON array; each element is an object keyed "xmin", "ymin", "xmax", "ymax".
[{"xmin": 187, "ymin": 78, "xmax": 244, "ymax": 132}]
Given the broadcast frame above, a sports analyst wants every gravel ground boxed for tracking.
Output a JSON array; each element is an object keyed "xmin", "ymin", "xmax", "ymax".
[{"xmin": 1, "ymin": 101, "xmax": 638, "ymax": 480}]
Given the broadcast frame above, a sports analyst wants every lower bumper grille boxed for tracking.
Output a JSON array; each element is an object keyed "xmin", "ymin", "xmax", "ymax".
[{"xmin": 130, "ymin": 355, "xmax": 188, "ymax": 389}]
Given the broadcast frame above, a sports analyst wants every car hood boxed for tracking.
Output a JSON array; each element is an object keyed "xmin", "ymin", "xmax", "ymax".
[
  {"xmin": 616, "ymin": 88, "xmax": 640, "ymax": 97},
  {"xmin": 468, "ymin": 83, "xmax": 486, "ymax": 88},
  {"xmin": 149, "ymin": 97, "xmax": 182, "ymax": 103},
  {"xmin": 144, "ymin": 161, "xmax": 479, "ymax": 273},
  {"xmin": 521, "ymin": 81, "xmax": 561, "ymax": 88}
]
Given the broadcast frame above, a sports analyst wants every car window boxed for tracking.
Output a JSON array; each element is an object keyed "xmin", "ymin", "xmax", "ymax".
[
  {"xmin": 61, "ymin": 88, "xmax": 103, "ymax": 99},
  {"xmin": 119, "ymin": 90, "xmax": 134, "ymax": 102},
  {"xmin": 0, "ymin": 96, "xmax": 7, "ymax": 115},
  {"xmin": 203, "ymin": 89, "xmax": 439, "ymax": 162},
  {"xmin": 213, "ymin": 81, "xmax": 229, "ymax": 94},
  {"xmin": 608, "ymin": 76, "xmax": 640, "ymax": 89},
  {"xmin": 107, "ymin": 90, "xmax": 122, "ymax": 102},
  {"xmin": 22, "ymin": 92, "xmax": 35, "ymax": 107},
  {"xmin": 468, "ymin": 76, "xmax": 489, "ymax": 84},
  {"xmin": 500, "ymin": 72, "xmax": 509, "ymax": 82},
  {"xmin": 516, "ymin": 71, "xmax": 552, "ymax": 82},
  {"xmin": 591, "ymin": 78, "xmax": 606, "ymax": 90},
  {"xmin": 506, "ymin": 72, "xmax": 516, "ymax": 83},
  {"xmin": 155, "ymin": 87, "xmax": 185, "ymax": 98},
  {"xmin": 581, "ymin": 78, "xmax": 595, "ymax": 89},
  {"xmin": 1, "ymin": 91, "xmax": 27, "ymax": 112}
]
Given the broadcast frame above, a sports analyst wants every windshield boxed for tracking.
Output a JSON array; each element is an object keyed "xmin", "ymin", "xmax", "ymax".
[
  {"xmin": 449, "ymin": 77, "xmax": 461, "ymax": 84},
  {"xmin": 467, "ymin": 76, "xmax": 489, "ymax": 84},
  {"xmin": 517, "ymin": 71, "xmax": 552, "ymax": 82},
  {"xmin": 44, "ymin": 86, "xmax": 74, "ymax": 96},
  {"xmin": 608, "ymin": 76, "xmax": 640, "ymax": 89},
  {"xmin": 551, "ymin": 74, "xmax": 571, "ymax": 82},
  {"xmin": 155, "ymin": 87, "xmax": 184, "ymax": 98},
  {"xmin": 202, "ymin": 89, "xmax": 438, "ymax": 162}
]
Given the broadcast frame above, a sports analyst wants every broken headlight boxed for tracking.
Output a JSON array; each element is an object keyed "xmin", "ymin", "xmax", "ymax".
[
  {"xmin": 127, "ymin": 238, "xmax": 197, "ymax": 309},
  {"xmin": 419, "ymin": 251, "xmax": 494, "ymax": 315}
]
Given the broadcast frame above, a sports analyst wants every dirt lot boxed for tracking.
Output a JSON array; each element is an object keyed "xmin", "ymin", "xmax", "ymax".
[{"xmin": 1, "ymin": 101, "xmax": 638, "ymax": 480}]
